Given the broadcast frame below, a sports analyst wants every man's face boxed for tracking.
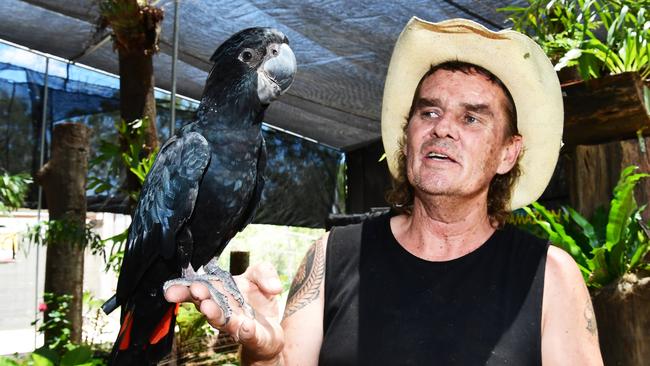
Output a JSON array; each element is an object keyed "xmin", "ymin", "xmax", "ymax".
[{"xmin": 404, "ymin": 68, "xmax": 522, "ymax": 202}]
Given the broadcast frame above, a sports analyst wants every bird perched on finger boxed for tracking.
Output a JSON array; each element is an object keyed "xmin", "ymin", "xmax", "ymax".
[{"xmin": 102, "ymin": 27, "xmax": 297, "ymax": 366}]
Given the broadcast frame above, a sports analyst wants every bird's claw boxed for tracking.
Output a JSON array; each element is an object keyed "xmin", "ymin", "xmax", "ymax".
[{"xmin": 163, "ymin": 276, "xmax": 233, "ymax": 325}]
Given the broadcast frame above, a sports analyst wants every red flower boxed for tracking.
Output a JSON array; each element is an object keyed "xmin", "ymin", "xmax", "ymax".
[{"xmin": 38, "ymin": 302, "xmax": 47, "ymax": 312}]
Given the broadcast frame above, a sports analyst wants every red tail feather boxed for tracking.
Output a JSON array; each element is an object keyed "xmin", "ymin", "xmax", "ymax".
[
  {"xmin": 118, "ymin": 311, "xmax": 134, "ymax": 351},
  {"xmin": 149, "ymin": 303, "xmax": 180, "ymax": 345}
]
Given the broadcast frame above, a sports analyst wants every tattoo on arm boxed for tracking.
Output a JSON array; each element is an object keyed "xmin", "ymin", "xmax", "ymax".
[
  {"xmin": 584, "ymin": 299, "xmax": 598, "ymax": 337},
  {"xmin": 283, "ymin": 238, "xmax": 325, "ymax": 319}
]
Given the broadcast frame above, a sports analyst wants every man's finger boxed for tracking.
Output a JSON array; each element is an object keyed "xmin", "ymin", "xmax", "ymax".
[
  {"xmin": 199, "ymin": 297, "xmax": 227, "ymax": 328},
  {"xmin": 163, "ymin": 284, "xmax": 191, "ymax": 303},
  {"xmin": 237, "ymin": 318, "xmax": 257, "ymax": 344},
  {"xmin": 237, "ymin": 317, "xmax": 284, "ymax": 360},
  {"xmin": 189, "ymin": 281, "xmax": 212, "ymax": 301},
  {"xmin": 243, "ymin": 262, "xmax": 283, "ymax": 295}
]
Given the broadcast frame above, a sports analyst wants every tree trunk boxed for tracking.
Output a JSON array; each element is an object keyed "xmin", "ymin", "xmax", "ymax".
[
  {"xmin": 35, "ymin": 122, "xmax": 90, "ymax": 344},
  {"xmin": 118, "ymin": 50, "xmax": 158, "ymax": 149},
  {"xmin": 568, "ymin": 137, "xmax": 650, "ymax": 363},
  {"xmin": 591, "ymin": 275, "xmax": 650, "ymax": 366},
  {"xmin": 567, "ymin": 136, "xmax": 650, "ymax": 221},
  {"xmin": 118, "ymin": 50, "xmax": 159, "ymax": 210}
]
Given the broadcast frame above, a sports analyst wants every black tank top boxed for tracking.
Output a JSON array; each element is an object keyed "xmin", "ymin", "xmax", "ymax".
[{"xmin": 319, "ymin": 213, "xmax": 549, "ymax": 365}]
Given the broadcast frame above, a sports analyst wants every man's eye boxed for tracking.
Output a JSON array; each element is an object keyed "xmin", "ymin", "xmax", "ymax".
[
  {"xmin": 464, "ymin": 115, "xmax": 478, "ymax": 124},
  {"xmin": 422, "ymin": 110, "xmax": 439, "ymax": 119}
]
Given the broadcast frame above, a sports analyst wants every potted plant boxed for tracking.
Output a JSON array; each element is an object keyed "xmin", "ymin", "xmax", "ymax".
[
  {"xmin": 500, "ymin": 0, "xmax": 650, "ymax": 145},
  {"xmin": 521, "ymin": 166, "xmax": 650, "ymax": 365}
]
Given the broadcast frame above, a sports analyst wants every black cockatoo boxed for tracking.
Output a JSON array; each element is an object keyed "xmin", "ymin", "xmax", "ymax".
[{"xmin": 101, "ymin": 28, "xmax": 296, "ymax": 365}]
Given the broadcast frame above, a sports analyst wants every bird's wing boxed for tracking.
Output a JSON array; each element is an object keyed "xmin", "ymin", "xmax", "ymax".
[
  {"xmin": 237, "ymin": 137, "xmax": 267, "ymax": 230},
  {"xmin": 117, "ymin": 131, "xmax": 210, "ymax": 299}
]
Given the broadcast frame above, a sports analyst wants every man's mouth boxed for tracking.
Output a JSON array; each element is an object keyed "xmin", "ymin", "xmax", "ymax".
[
  {"xmin": 426, "ymin": 152, "xmax": 450, "ymax": 160},
  {"xmin": 425, "ymin": 151, "xmax": 457, "ymax": 163}
]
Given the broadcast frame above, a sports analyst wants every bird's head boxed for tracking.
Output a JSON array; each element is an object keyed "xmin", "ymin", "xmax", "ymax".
[{"xmin": 206, "ymin": 27, "xmax": 297, "ymax": 105}]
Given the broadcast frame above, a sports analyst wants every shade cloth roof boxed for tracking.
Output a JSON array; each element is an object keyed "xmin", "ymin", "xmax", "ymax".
[{"xmin": 0, "ymin": 0, "xmax": 523, "ymax": 151}]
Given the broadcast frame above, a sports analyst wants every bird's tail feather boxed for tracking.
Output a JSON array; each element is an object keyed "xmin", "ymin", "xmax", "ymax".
[
  {"xmin": 102, "ymin": 294, "xmax": 118, "ymax": 315},
  {"xmin": 108, "ymin": 302, "xmax": 180, "ymax": 366}
]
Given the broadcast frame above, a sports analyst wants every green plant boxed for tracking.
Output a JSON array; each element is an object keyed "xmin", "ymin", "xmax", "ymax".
[
  {"xmin": 14, "ymin": 292, "xmax": 108, "ymax": 366},
  {"xmin": 175, "ymin": 303, "xmax": 216, "ymax": 353},
  {"xmin": 0, "ymin": 344, "xmax": 105, "ymax": 366},
  {"xmin": 33, "ymin": 293, "xmax": 74, "ymax": 354},
  {"xmin": 102, "ymin": 230, "xmax": 126, "ymax": 273},
  {"xmin": 88, "ymin": 117, "xmax": 158, "ymax": 201},
  {"xmin": 27, "ymin": 218, "xmax": 105, "ymax": 259},
  {"xmin": 81, "ymin": 292, "xmax": 111, "ymax": 348},
  {"xmin": 523, "ymin": 166, "xmax": 650, "ymax": 288},
  {"xmin": 88, "ymin": 117, "xmax": 158, "ymax": 273},
  {"xmin": 500, "ymin": 0, "xmax": 650, "ymax": 79},
  {"xmin": 0, "ymin": 172, "xmax": 32, "ymax": 212}
]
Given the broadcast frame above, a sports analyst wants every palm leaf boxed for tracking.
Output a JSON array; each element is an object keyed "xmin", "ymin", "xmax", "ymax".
[
  {"xmin": 565, "ymin": 206, "xmax": 599, "ymax": 248},
  {"xmin": 525, "ymin": 204, "xmax": 592, "ymax": 276},
  {"xmin": 606, "ymin": 166, "xmax": 649, "ymax": 250}
]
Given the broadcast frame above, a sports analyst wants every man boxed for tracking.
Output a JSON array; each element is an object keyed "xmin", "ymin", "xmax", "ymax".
[{"xmin": 166, "ymin": 18, "xmax": 603, "ymax": 365}]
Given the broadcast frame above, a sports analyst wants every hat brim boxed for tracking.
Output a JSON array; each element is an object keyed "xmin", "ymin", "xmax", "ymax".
[{"xmin": 381, "ymin": 17, "xmax": 563, "ymax": 210}]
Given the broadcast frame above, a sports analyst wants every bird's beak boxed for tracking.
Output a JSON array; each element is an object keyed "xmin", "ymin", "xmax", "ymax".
[{"xmin": 263, "ymin": 43, "xmax": 297, "ymax": 93}]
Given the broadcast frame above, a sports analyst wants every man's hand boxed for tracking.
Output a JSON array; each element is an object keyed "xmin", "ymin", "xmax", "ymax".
[{"xmin": 164, "ymin": 262, "xmax": 285, "ymax": 365}]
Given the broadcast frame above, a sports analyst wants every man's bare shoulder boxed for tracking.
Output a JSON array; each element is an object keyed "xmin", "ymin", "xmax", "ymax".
[
  {"xmin": 542, "ymin": 245, "xmax": 603, "ymax": 365},
  {"xmin": 545, "ymin": 245, "xmax": 583, "ymax": 282}
]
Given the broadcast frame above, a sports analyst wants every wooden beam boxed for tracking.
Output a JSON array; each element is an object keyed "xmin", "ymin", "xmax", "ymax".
[{"xmin": 563, "ymin": 72, "xmax": 650, "ymax": 146}]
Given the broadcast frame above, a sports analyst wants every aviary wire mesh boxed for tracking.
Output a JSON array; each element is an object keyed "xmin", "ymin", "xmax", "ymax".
[{"xmin": 0, "ymin": 44, "xmax": 343, "ymax": 228}]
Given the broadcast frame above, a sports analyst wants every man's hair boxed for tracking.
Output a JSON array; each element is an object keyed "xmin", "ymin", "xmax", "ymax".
[{"xmin": 385, "ymin": 61, "xmax": 522, "ymax": 227}]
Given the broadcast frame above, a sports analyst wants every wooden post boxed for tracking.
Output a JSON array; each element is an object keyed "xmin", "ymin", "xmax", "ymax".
[
  {"xmin": 567, "ymin": 136, "xmax": 650, "ymax": 221},
  {"xmin": 35, "ymin": 122, "xmax": 90, "ymax": 344},
  {"xmin": 563, "ymin": 72, "xmax": 650, "ymax": 364},
  {"xmin": 345, "ymin": 140, "xmax": 391, "ymax": 213},
  {"xmin": 592, "ymin": 277, "xmax": 650, "ymax": 366},
  {"xmin": 229, "ymin": 251, "xmax": 249, "ymax": 276}
]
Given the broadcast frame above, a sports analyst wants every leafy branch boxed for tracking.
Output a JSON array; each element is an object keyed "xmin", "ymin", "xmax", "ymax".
[
  {"xmin": 88, "ymin": 118, "xmax": 158, "ymax": 273},
  {"xmin": 0, "ymin": 172, "xmax": 32, "ymax": 213},
  {"xmin": 88, "ymin": 118, "xmax": 158, "ymax": 201},
  {"xmin": 500, "ymin": 0, "xmax": 650, "ymax": 79},
  {"xmin": 26, "ymin": 218, "xmax": 105, "ymax": 260},
  {"xmin": 522, "ymin": 166, "xmax": 650, "ymax": 288}
]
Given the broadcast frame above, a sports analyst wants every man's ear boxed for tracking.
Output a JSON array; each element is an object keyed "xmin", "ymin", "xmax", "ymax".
[{"xmin": 496, "ymin": 134, "xmax": 523, "ymax": 174}]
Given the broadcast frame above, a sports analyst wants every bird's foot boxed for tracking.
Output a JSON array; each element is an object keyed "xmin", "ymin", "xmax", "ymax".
[
  {"xmin": 162, "ymin": 261, "xmax": 255, "ymax": 325},
  {"xmin": 204, "ymin": 259, "xmax": 256, "ymax": 320},
  {"xmin": 163, "ymin": 276, "xmax": 235, "ymax": 325}
]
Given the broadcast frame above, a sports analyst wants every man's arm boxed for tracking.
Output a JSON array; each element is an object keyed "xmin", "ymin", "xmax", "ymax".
[
  {"xmin": 541, "ymin": 246, "xmax": 603, "ymax": 365},
  {"xmin": 165, "ymin": 234, "xmax": 329, "ymax": 366},
  {"xmin": 280, "ymin": 233, "xmax": 327, "ymax": 365},
  {"xmin": 241, "ymin": 233, "xmax": 328, "ymax": 366}
]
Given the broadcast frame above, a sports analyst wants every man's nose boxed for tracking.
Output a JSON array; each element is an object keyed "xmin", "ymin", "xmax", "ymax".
[{"xmin": 430, "ymin": 114, "xmax": 457, "ymax": 140}]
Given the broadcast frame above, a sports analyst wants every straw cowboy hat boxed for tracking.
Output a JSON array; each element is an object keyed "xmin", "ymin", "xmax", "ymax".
[{"xmin": 381, "ymin": 17, "xmax": 563, "ymax": 210}]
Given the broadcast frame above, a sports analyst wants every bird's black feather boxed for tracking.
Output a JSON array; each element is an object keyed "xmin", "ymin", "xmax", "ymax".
[
  {"xmin": 104, "ymin": 27, "xmax": 295, "ymax": 366},
  {"xmin": 115, "ymin": 131, "xmax": 210, "ymax": 303}
]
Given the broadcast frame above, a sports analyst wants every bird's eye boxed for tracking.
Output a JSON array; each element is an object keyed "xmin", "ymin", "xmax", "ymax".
[{"xmin": 240, "ymin": 49, "xmax": 255, "ymax": 62}]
